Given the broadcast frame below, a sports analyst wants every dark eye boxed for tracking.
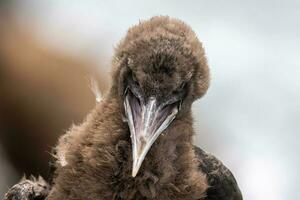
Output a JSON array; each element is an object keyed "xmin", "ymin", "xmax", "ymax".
[
  {"xmin": 124, "ymin": 70, "xmax": 139, "ymax": 95},
  {"xmin": 125, "ymin": 71, "xmax": 144, "ymax": 103},
  {"xmin": 179, "ymin": 82, "xmax": 186, "ymax": 91},
  {"xmin": 132, "ymin": 74, "xmax": 139, "ymax": 86},
  {"xmin": 173, "ymin": 82, "xmax": 186, "ymax": 94}
]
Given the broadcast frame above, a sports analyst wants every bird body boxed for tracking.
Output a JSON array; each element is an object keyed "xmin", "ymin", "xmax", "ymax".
[
  {"xmin": 3, "ymin": 16, "xmax": 242, "ymax": 200},
  {"xmin": 47, "ymin": 98, "xmax": 207, "ymax": 200}
]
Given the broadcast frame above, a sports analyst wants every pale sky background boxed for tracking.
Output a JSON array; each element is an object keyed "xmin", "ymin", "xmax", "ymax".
[{"xmin": 1, "ymin": 1, "xmax": 300, "ymax": 199}]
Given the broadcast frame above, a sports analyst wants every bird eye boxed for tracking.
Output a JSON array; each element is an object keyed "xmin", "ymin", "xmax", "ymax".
[
  {"xmin": 132, "ymin": 75, "xmax": 139, "ymax": 86},
  {"xmin": 173, "ymin": 82, "xmax": 186, "ymax": 94},
  {"xmin": 179, "ymin": 82, "xmax": 186, "ymax": 91},
  {"xmin": 125, "ymin": 71, "xmax": 144, "ymax": 103}
]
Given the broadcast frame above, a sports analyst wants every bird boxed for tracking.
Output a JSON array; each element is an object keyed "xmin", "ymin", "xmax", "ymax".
[{"xmin": 3, "ymin": 16, "xmax": 242, "ymax": 200}]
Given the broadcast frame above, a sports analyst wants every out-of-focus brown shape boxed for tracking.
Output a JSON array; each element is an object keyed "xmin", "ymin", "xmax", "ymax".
[{"xmin": 0, "ymin": 15, "xmax": 109, "ymax": 180}]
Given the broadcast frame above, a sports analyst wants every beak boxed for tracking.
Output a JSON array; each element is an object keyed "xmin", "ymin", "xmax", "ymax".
[{"xmin": 124, "ymin": 90, "xmax": 179, "ymax": 177}]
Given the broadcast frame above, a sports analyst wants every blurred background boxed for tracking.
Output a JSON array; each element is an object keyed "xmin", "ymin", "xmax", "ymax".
[{"xmin": 0, "ymin": 1, "xmax": 299, "ymax": 199}]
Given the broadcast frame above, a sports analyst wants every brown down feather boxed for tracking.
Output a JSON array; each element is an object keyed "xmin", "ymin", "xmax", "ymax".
[{"xmin": 47, "ymin": 16, "xmax": 210, "ymax": 200}]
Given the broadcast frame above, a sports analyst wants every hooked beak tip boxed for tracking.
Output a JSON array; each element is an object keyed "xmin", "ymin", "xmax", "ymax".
[
  {"xmin": 124, "ymin": 92, "xmax": 179, "ymax": 178},
  {"xmin": 132, "ymin": 168, "xmax": 138, "ymax": 177},
  {"xmin": 131, "ymin": 157, "xmax": 143, "ymax": 177},
  {"xmin": 131, "ymin": 153, "xmax": 143, "ymax": 177}
]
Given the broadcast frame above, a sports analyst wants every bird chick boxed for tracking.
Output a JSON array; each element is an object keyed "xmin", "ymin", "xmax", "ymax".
[{"xmin": 3, "ymin": 16, "xmax": 242, "ymax": 200}]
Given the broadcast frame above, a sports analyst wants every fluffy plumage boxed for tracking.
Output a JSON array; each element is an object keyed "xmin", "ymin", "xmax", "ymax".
[{"xmin": 3, "ymin": 16, "xmax": 242, "ymax": 200}]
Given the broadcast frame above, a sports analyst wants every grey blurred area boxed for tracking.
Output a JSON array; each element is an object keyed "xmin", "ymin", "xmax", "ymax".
[{"xmin": 0, "ymin": 1, "xmax": 299, "ymax": 199}]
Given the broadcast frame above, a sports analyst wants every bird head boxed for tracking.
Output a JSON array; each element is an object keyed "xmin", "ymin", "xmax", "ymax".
[{"xmin": 111, "ymin": 16, "xmax": 210, "ymax": 177}]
